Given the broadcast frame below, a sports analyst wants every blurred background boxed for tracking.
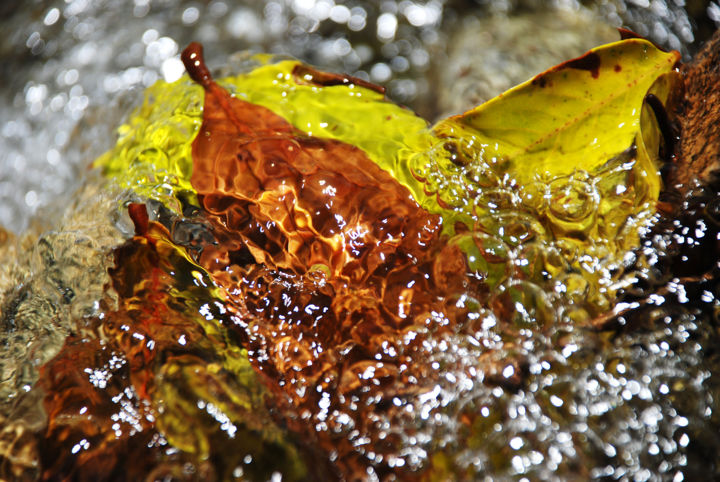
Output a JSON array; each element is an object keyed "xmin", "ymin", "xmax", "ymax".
[{"xmin": 0, "ymin": 0, "xmax": 718, "ymax": 233}]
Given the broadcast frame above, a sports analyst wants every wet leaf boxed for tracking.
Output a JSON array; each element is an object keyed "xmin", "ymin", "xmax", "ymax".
[
  {"xmin": 82, "ymin": 37, "xmax": 687, "ymax": 480},
  {"xmin": 97, "ymin": 39, "xmax": 679, "ymax": 237},
  {"xmin": 179, "ymin": 43, "xmax": 440, "ymax": 279},
  {"xmin": 36, "ymin": 211, "xmax": 311, "ymax": 480},
  {"xmin": 434, "ymin": 39, "xmax": 679, "ymax": 183},
  {"xmin": 93, "ymin": 38, "xmax": 683, "ymax": 333}
]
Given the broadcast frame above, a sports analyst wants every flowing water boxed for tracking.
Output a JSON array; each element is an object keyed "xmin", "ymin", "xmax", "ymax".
[{"xmin": 1, "ymin": 1, "xmax": 720, "ymax": 480}]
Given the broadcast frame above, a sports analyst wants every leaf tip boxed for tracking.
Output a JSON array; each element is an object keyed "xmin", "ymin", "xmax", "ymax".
[
  {"xmin": 181, "ymin": 42, "xmax": 213, "ymax": 87},
  {"xmin": 618, "ymin": 27, "xmax": 643, "ymax": 41}
]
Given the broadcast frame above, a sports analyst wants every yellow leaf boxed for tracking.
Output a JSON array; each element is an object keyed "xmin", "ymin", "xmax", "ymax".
[
  {"xmin": 635, "ymin": 70, "xmax": 682, "ymax": 202},
  {"xmin": 433, "ymin": 39, "xmax": 679, "ymax": 183}
]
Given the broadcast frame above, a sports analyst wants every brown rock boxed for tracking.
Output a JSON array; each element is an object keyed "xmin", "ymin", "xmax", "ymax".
[{"xmin": 671, "ymin": 29, "xmax": 720, "ymax": 190}]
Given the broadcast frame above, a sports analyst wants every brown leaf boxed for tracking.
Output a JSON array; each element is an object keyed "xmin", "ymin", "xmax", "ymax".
[{"xmin": 181, "ymin": 42, "xmax": 440, "ymax": 279}]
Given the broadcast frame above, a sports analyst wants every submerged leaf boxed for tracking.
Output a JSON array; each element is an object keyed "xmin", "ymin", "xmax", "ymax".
[
  {"xmin": 92, "ymin": 38, "xmax": 682, "ymax": 327},
  {"xmin": 181, "ymin": 42, "xmax": 440, "ymax": 277},
  {"xmin": 37, "ymin": 210, "xmax": 311, "ymax": 480},
  {"xmin": 79, "ymin": 37, "xmax": 685, "ymax": 480}
]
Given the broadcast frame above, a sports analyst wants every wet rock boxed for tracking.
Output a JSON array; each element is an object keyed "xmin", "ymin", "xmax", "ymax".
[{"xmin": 434, "ymin": 8, "xmax": 617, "ymax": 117}]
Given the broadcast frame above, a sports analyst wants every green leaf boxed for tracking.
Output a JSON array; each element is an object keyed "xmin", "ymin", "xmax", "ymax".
[{"xmin": 433, "ymin": 39, "xmax": 679, "ymax": 184}]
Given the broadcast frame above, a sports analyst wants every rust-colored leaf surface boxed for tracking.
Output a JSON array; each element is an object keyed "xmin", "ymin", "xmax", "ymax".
[
  {"xmin": 36, "ymin": 208, "xmax": 313, "ymax": 481},
  {"xmin": 182, "ymin": 42, "xmax": 439, "ymax": 278},
  {"xmin": 180, "ymin": 43, "xmax": 530, "ymax": 477}
]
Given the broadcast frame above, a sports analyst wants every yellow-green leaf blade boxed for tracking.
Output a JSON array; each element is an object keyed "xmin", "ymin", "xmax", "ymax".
[{"xmin": 433, "ymin": 38, "xmax": 680, "ymax": 183}]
